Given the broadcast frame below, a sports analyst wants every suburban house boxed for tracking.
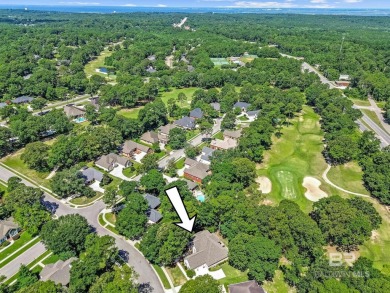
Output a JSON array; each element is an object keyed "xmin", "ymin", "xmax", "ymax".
[
  {"xmin": 174, "ymin": 116, "xmax": 196, "ymax": 130},
  {"xmin": 210, "ymin": 137, "xmax": 238, "ymax": 151},
  {"xmin": 80, "ymin": 167, "xmax": 104, "ymax": 185},
  {"xmin": 12, "ymin": 96, "xmax": 34, "ymax": 104},
  {"xmin": 199, "ymin": 146, "xmax": 214, "ymax": 165},
  {"xmin": 95, "ymin": 153, "xmax": 131, "ymax": 172},
  {"xmin": 0, "ymin": 218, "xmax": 20, "ymax": 244},
  {"xmin": 40, "ymin": 258, "xmax": 77, "ymax": 286},
  {"xmin": 184, "ymin": 157, "xmax": 198, "ymax": 169},
  {"xmin": 233, "ymin": 101, "xmax": 251, "ymax": 112},
  {"xmin": 158, "ymin": 124, "xmax": 178, "ymax": 144},
  {"xmin": 190, "ymin": 108, "xmax": 203, "ymax": 119},
  {"xmin": 184, "ymin": 179, "xmax": 199, "ymax": 194},
  {"xmin": 141, "ymin": 131, "xmax": 160, "ymax": 145},
  {"xmin": 335, "ymin": 80, "xmax": 351, "ymax": 89},
  {"xmin": 184, "ymin": 230, "xmax": 228, "ymax": 274},
  {"xmin": 144, "ymin": 194, "xmax": 162, "ymax": 224},
  {"xmin": 229, "ymin": 281, "xmax": 266, "ymax": 293},
  {"xmin": 210, "ymin": 102, "xmax": 221, "ymax": 112},
  {"xmin": 339, "ymin": 74, "xmax": 351, "ymax": 81},
  {"xmin": 184, "ymin": 162, "xmax": 210, "ymax": 184},
  {"xmin": 244, "ymin": 110, "xmax": 260, "ymax": 122},
  {"xmin": 223, "ymin": 129, "xmax": 243, "ymax": 140},
  {"xmin": 122, "ymin": 140, "xmax": 152, "ymax": 158},
  {"xmin": 64, "ymin": 104, "xmax": 86, "ymax": 118}
]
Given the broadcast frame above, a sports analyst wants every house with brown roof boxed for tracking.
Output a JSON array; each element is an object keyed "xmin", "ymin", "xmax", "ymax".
[
  {"xmin": 210, "ymin": 137, "xmax": 238, "ymax": 151},
  {"xmin": 141, "ymin": 131, "xmax": 159, "ymax": 145},
  {"xmin": 122, "ymin": 140, "xmax": 152, "ymax": 158},
  {"xmin": 40, "ymin": 258, "xmax": 77, "ymax": 286},
  {"xmin": 184, "ymin": 162, "xmax": 210, "ymax": 184},
  {"xmin": 95, "ymin": 153, "xmax": 131, "ymax": 172},
  {"xmin": 63, "ymin": 104, "xmax": 85, "ymax": 118},
  {"xmin": 223, "ymin": 129, "xmax": 243, "ymax": 140},
  {"xmin": 184, "ymin": 230, "xmax": 228, "ymax": 274},
  {"xmin": 229, "ymin": 281, "xmax": 266, "ymax": 293},
  {"xmin": 0, "ymin": 218, "xmax": 20, "ymax": 244},
  {"xmin": 184, "ymin": 158, "xmax": 198, "ymax": 169},
  {"xmin": 158, "ymin": 124, "xmax": 178, "ymax": 144}
]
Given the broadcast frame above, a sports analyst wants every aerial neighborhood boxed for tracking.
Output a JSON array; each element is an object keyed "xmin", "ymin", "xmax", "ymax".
[{"xmin": 0, "ymin": 7, "xmax": 389, "ymax": 293}]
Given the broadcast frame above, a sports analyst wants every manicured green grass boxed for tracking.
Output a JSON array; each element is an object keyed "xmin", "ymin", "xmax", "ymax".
[
  {"xmin": 153, "ymin": 265, "xmax": 171, "ymax": 289},
  {"xmin": 0, "ymin": 236, "xmax": 41, "ymax": 269},
  {"xmin": 1, "ymin": 151, "xmax": 50, "ymax": 187},
  {"xmin": 84, "ymin": 47, "xmax": 116, "ymax": 81},
  {"xmin": 166, "ymin": 266, "xmax": 187, "ymax": 286},
  {"xmin": 212, "ymin": 262, "xmax": 248, "ymax": 287},
  {"xmin": 69, "ymin": 192, "xmax": 103, "ymax": 205},
  {"xmin": 327, "ymin": 162, "xmax": 369, "ymax": 195},
  {"xmin": 360, "ymin": 199, "xmax": 390, "ymax": 275},
  {"xmin": 175, "ymin": 157, "xmax": 186, "ymax": 169},
  {"xmin": 98, "ymin": 214, "xmax": 106, "ymax": 227},
  {"xmin": 42, "ymin": 254, "xmax": 60, "ymax": 265},
  {"xmin": 238, "ymin": 116, "xmax": 249, "ymax": 121},
  {"xmin": 186, "ymin": 129, "xmax": 201, "ymax": 141},
  {"xmin": 350, "ymin": 98, "xmax": 371, "ymax": 107},
  {"xmin": 105, "ymin": 213, "xmax": 116, "ymax": 225},
  {"xmin": 263, "ymin": 270, "xmax": 293, "ymax": 293},
  {"xmin": 212, "ymin": 131, "xmax": 224, "ymax": 140},
  {"xmin": 122, "ymin": 167, "xmax": 136, "ymax": 178},
  {"xmin": 0, "ymin": 232, "xmax": 33, "ymax": 263},
  {"xmin": 257, "ymin": 106, "xmax": 341, "ymax": 213},
  {"xmin": 117, "ymin": 107, "xmax": 143, "ymax": 119}
]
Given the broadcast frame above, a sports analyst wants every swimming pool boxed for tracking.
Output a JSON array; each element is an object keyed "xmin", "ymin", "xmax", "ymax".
[
  {"xmin": 196, "ymin": 194, "xmax": 205, "ymax": 202},
  {"xmin": 98, "ymin": 67, "xmax": 108, "ymax": 74},
  {"xmin": 74, "ymin": 117, "xmax": 87, "ymax": 123}
]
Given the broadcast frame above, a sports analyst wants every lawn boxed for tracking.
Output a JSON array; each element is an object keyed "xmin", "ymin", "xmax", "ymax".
[
  {"xmin": 0, "ymin": 235, "xmax": 40, "ymax": 269},
  {"xmin": 360, "ymin": 199, "xmax": 390, "ymax": 275},
  {"xmin": 0, "ymin": 232, "xmax": 33, "ymax": 264},
  {"xmin": 42, "ymin": 254, "xmax": 60, "ymax": 265},
  {"xmin": 256, "ymin": 106, "xmax": 341, "ymax": 213},
  {"xmin": 175, "ymin": 157, "xmax": 186, "ymax": 169},
  {"xmin": 105, "ymin": 213, "xmax": 117, "ymax": 225},
  {"xmin": 350, "ymin": 98, "xmax": 371, "ymax": 107},
  {"xmin": 122, "ymin": 167, "xmax": 137, "ymax": 178},
  {"xmin": 212, "ymin": 131, "xmax": 223, "ymax": 140},
  {"xmin": 186, "ymin": 129, "xmax": 201, "ymax": 141},
  {"xmin": 69, "ymin": 192, "xmax": 103, "ymax": 205},
  {"xmin": 153, "ymin": 265, "xmax": 171, "ymax": 289},
  {"xmin": 212, "ymin": 262, "xmax": 248, "ymax": 287},
  {"xmin": 84, "ymin": 47, "xmax": 116, "ymax": 81},
  {"xmin": 263, "ymin": 270, "xmax": 295, "ymax": 293},
  {"xmin": 165, "ymin": 265, "xmax": 187, "ymax": 286},
  {"xmin": 117, "ymin": 87, "xmax": 199, "ymax": 120},
  {"xmin": 327, "ymin": 162, "xmax": 369, "ymax": 195},
  {"xmin": 1, "ymin": 151, "xmax": 50, "ymax": 188}
]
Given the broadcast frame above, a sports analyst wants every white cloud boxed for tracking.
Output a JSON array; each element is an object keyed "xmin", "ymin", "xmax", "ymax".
[
  {"xmin": 344, "ymin": 0, "xmax": 362, "ymax": 2},
  {"xmin": 59, "ymin": 2, "xmax": 100, "ymax": 5},
  {"xmin": 157, "ymin": 4, "xmax": 168, "ymax": 7},
  {"xmin": 122, "ymin": 3, "xmax": 137, "ymax": 6},
  {"xmin": 305, "ymin": 4, "xmax": 336, "ymax": 8},
  {"xmin": 310, "ymin": 0, "xmax": 327, "ymax": 3},
  {"xmin": 228, "ymin": 1, "xmax": 297, "ymax": 8}
]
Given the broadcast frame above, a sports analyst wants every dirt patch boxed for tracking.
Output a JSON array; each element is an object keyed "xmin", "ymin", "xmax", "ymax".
[
  {"xmin": 256, "ymin": 176, "xmax": 272, "ymax": 194},
  {"xmin": 261, "ymin": 199, "xmax": 274, "ymax": 206},
  {"xmin": 303, "ymin": 177, "xmax": 328, "ymax": 202},
  {"xmin": 371, "ymin": 230, "xmax": 380, "ymax": 242}
]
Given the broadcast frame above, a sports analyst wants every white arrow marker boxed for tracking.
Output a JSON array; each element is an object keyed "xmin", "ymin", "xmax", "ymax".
[{"xmin": 165, "ymin": 187, "xmax": 196, "ymax": 232}]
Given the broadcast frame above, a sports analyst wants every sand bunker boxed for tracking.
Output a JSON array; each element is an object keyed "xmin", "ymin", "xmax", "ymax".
[
  {"xmin": 302, "ymin": 177, "xmax": 328, "ymax": 202},
  {"xmin": 256, "ymin": 176, "xmax": 272, "ymax": 194}
]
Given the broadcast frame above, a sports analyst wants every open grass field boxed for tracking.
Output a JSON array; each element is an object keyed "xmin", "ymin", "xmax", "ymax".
[
  {"xmin": 263, "ymin": 270, "xmax": 295, "ymax": 293},
  {"xmin": 327, "ymin": 162, "xmax": 369, "ymax": 195},
  {"xmin": 84, "ymin": 47, "xmax": 116, "ymax": 81},
  {"xmin": 165, "ymin": 265, "xmax": 187, "ymax": 286},
  {"xmin": 117, "ymin": 87, "xmax": 198, "ymax": 120},
  {"xmin": 257, "ymin": 105, "xmax": 341, "ymax": 213},
  {"xmin": 211, "ymin": 262, "xmax": 248, "ymax": 288}
]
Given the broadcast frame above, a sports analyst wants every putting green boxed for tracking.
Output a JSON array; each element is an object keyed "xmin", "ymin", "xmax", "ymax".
[{"xmin": 275, "ymin": 170, "xmax": 298, "ymax": 199}]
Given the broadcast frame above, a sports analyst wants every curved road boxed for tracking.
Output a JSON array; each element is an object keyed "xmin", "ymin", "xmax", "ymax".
[{"xmin": 0, "ymin": 165, "xmax": 163, "ymax": 293}]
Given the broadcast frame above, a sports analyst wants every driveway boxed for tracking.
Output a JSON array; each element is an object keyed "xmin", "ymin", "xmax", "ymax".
[
  {"xmin": 89, "ymin": 181, "xmax": 105, "ymax": 193},
  {"xmin": 110, "ymin": 165, "xmax": 131, "ymax": 181}
]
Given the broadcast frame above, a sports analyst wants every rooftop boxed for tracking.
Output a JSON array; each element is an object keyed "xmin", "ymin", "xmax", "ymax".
[
  {"xmin": 144, "ymin": 194, "xmax": 161, "ymax": 209},
  {"xmin": 80, "ymin": 167, "xmax": 104, "ymax": 183},
  {"xmin": 210, "ymin": 102, "xmax": 221, "ymax": 111},
  {"xmin": 40, "ymin": 258, "xmax": 77, "ymax": 285},
  {"xmin": 0, "ymin": 218, "xmax": 18, "ymax": 239},
  {"xmin": 12, "ymin": 96, "xmax": 34, "ymax": 104},
  {"xmin": 234, "ymin": 101, "xmax": 251, "ymax": 110},
  {"xmin": 148, "ymin": 209, "xmax": 162, "ymax": 223},
  {"xmin": 95, "ymin": 153, "xmax": 129, "ymax": 170},
  {"xmin": 122, "ymin": 140, "xmax": 151, "ymax": 154},
  {"xmin": 223, "ymin": 129, "xmax": 243, "ymax": 139},
  {"xmin": 159, "ymin": 124, "xmax": 178, "ymax": 135},
  {"xmin": 190, "ymin": 108, "xmax": 203, "ymax": 119},
  {"xmin": 229, "ymin": 280, "xmax": 265, "ymax": 293},
  {"xmin": 141, "ymin": 131, "xmax": 159, "ymax": 144},
  {"xmin": 184, "ymin": 162, "xmax": 210, "ymax": 180},
  {"xmin": 64, "ymin": 104, "xmax": 85, "ymax": 118},
  {"xmin": 210, "ymin": 138, "xmax": 238, "ymax": 150},
  {"xmin": 174, "ymin": 116, "xmax": 196, "ymax": 129}
]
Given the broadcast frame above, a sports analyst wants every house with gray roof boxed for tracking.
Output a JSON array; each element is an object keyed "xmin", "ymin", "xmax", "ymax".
[
  {"xmin": 233, "ymin": 101, "xmax": 251, "ymax": 112},
  {"xmin": 229, "ymin": 281, "xmax": 265, "ymax": 293},
  {"xmin": 244, "ymin": 110, "xmax": 260, "ymax": 122},
  {"xmin": 210, "ymin": 102, "xmax": 221, "ymax": 112},
  {"xmin": 95, "ymin": 153, "xmax": 131, "ymax": 172},
  {"xmin": 0, "ymin": 218, "xmax": 20, "ymax": 244},
  {"xmin": 80, "ymin": 167, "xmax": 104, "ymax": 184},
  {"xmin": 199, "ymin": 146, "xmax": 214, "ymax": 165},
  {"xmin": 12, "ymin": 96, "xmax": 34, "ymax": 104},
  {"xmin": 190, "ymin": 108, "xmax": 203, "ymax": 119},
  {"xmin": 122, "ymin": 140, "xmax": 152, "ymax": 158},
  {"xmin": 183, "ymin": 179, "xmax": 198, "ymax": 193},
  {"xmin": 147, "ymin": 209, "xmax": 162, "ymax": 224},
  {"xmin": 40, "ymin": 258, "xmax": 77, "ymax": 286},
  {"xmin": 174, "ymin": 117, "xmax": 196, "ymax": 130},
  {"xmin": 144, "ymin": 194, "xmax": 161, "ymax": 209},
  {"xmin": 184, "ymin": 230, "xmax": 228, "ymax": 273},
  {"xmin": 141, "ymin": 131, "xmax": 159, "ymax": 145}
]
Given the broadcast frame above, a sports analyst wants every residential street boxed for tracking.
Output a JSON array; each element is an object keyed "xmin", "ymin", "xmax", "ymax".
[
  {"xmin": 0, "ymin": 165, "xmax": 164, "ymax": 293},
  {"xmin": 0, "ymin": 242, "xmax": 46, "ymax": 279}
]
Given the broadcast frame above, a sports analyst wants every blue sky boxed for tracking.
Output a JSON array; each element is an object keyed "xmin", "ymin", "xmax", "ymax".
[{"xmin": 2, "ymin": 0, "xmax": 390, "ymax": 9}]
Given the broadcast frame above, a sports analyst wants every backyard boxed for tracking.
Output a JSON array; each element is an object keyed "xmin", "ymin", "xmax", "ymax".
[{"xmin": 84, "ymin": 47, "xmax": 116, "ymax": 81}]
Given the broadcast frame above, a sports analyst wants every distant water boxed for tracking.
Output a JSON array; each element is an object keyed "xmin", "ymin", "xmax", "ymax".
[{"xmin": 0, "ymin": 6, "xmax": 389, "ymax": 16}]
